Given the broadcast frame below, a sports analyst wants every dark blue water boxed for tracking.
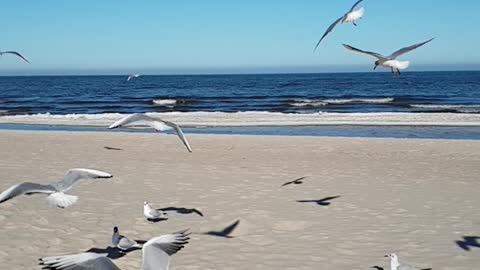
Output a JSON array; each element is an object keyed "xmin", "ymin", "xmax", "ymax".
[{"xmin": 1, "ymin": 71, "xmax": 480, "ymax": 115}]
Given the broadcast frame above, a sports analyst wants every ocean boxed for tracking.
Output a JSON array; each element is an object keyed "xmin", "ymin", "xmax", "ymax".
[{"xmin": 1, "ymin": 71, "xmax": 480, "ymax": 139}]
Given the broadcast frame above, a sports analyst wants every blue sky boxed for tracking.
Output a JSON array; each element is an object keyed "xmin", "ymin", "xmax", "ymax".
[{"xmin": 1, "ymin": 0, "xmax": 479, "ymax": 75}]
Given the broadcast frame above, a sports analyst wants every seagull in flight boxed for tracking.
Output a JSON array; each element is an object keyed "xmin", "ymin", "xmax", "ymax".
[
  {"xmin": 314, "ymin": 0, "xmax": 365, "ymax": 51},
  {"xmin": 40, "ymin": 229, "xmax": 190, "ymax": 270},
  {"xmin": 0, "ymin": 168, "xmax": 113, "ymax": 208},
  {"xmin": 343, "ymin": 38, "xmax": 434, "ymax": 75},
  {"xmin": 385, "ymin": 253, "xmax": 432, "ymax": 270},
  {"xmin": 0, "ymin": 51, "xmax": 30, "ymax": 63},
  {"xmin": 109, "ymin": 113, "xmax": 193, "ymax": 153},
  {"xmin": 127, "ymin": 74, "xmax": 141, "ymax": 81},
  {"xmin": 112, "ymin": 227, "xmax": 142, "ymax": 251}
]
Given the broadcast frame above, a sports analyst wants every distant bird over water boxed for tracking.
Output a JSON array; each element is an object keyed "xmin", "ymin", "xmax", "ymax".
[
  {"xmin": 0, "ymin": 168, "xmax": 113, "ymax": 208},
  {"xmin": 0, "ymin": 51, "xmax": 30, "ymax": 63},
  {"xmin": 127, "ymin": 74, "xmax": 140, "ymax": 81},
  {"xmin": 343, "ymin": 38, "xmax": 434, "ymax": 75},
  {"xmin": 314, "ymin": 0, "xmax": 366, "ymax": 51},
  {"xmin": 109, "ymin": 113, "xmax": 193, "ymax": 153}
]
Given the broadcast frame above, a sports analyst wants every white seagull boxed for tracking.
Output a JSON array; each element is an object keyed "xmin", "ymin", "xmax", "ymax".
[
  {"xmin": 127, "ymin": 74, "xmax": 141, "ymax": 81},
  {"xmin": 40, "ymin": 229, "xmax": 190, "ymax": 270},
  {"xmin": 0, "ymin": 168, "xmax": 113, "ymax": 208},
  {"xmin": 343, "ymin": 38, "xmax": 434, "ymax": 75},
  {"xmin": 109, "ymin": 113, "xmax": 193, "ymax": 153},
  {"xmin": 112, "ymin": 227, "xmax": 142, "ymax": 251},
  {"xmin": 144, "ymin": 201, "xmax": 168, "ymax": 221},
  {"xmin": 0, "ymin": 51, "xmax": 30, "ymax": 63},
  {"xmin": 314, "ymin": 0, "xmax": 365, "ymax": 51},
  {"xmin": 385, "ymin": 253, "xmax": 432, "ymax": 270}
]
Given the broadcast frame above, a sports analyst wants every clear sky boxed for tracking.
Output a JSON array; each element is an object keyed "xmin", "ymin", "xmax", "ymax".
[{"xmin": 1, "ymin": 0, "xmax": 479, "ymax": 75}]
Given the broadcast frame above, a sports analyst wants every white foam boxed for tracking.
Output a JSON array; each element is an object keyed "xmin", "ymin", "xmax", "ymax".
[
  {"xmin": 289, "ymin": 100, "xmax": 327, "ymax": 107},
  {"xmin": 1, "ymin": 111, "xmax": 480, "ymax": 127},
  {"xmin": 410, "ymin": 104, "xmax": 480, "ymax": 109},
  {"xmin": 152, "ymin": 99, "xmax": 177, "ymax": 106},
  {"xmin": 322, "ymin": 98, "xmax": 395, "ymax": 104}
]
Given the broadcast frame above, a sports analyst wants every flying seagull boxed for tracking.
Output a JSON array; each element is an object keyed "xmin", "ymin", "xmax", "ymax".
[
  {"xmin": 314, "ymin": 0, "xmax": 365, "ymax": 51},
  {"xmin": 112, "ymin": 227, "xmax": 142, "ymax": 251},
  {"xmin": 40, "ymin": 229, "xmax": 190, "ymax": 270},
  {"xmin": 204, "ymin": 219, "xmax": 240, "ymax": 238},
  {"xmin": 296, "ymin": 196, "xmax": 340, "ymax": 206},
  {"xmin": 109, "ymin": 113, "xmax": 192, "ymax": 153},
  {"xmin": 144, "ymin": 201, "xmax": 168, "ymax": 222},
  {"xmin": 281, "ymin": 176, "xmax": 307, "ymax": 187},
  {"xmin": 343, "ymin": 38, "xmax": 434, "ymax": 75},
  {"xmin": 0, "ymin": 168, "xmax": 113, "ymax": 208},
  {"xmin": 127, "ymin": 74, "xmax": 140, "ymax": 81},
  {"xmin": 385, "ymin": 253, "xmax": 432, "ymax": 270},
  {"xmin": 0, "ymin": 51, "xmax": 30, "ymax": 63}
]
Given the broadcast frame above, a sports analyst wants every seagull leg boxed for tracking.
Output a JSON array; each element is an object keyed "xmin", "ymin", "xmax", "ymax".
[
  {"xmin": 397, "ymin": 69, "xmax": 401, "ymax": 76},
  {"xmin": 391, "ymin": 68, "xmax": 395, "ymax": 76},
  {"xmin": 353, "ymin": 21, "xmax": 358, "ymax": 27}
]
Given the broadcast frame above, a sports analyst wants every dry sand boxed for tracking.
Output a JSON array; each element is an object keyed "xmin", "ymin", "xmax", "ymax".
[{"xmin": 0, "ymin": 130, "xmax": 479, "ymax": 270}]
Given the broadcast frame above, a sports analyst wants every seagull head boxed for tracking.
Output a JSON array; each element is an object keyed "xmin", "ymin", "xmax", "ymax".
[
  {"xmin": 144, "ymin": 201, "xmax": 149, "ymax": 207},
  {"xmin": 113, "ymin": 226, "xmax": 119, "ymax": 233},
  {"xmin": 384, "ymin": 253, "xmax": 397, "ymax": 259}
]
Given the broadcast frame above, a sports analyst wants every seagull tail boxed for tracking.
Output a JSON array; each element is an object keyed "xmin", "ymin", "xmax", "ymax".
[
  {"xmin": 397, "ymin": 61, "xmax": 410, "ymax": 70},
  {"xmin": 46, "ymin": 192, "xmax": 78, "ymax": 208}
]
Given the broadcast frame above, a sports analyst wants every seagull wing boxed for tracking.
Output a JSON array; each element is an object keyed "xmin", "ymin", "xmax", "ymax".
[
  {"xmin": 0, "ymin": 182, "xmax": 55, "ymax": 204},
  {"xmin": 164, "ymin": 121, "xmax": 193, "ymax": 152},
  {"xmin": 39, "ymin": 252, "xmax": 120, "ymax": 270},
  {"xmin": 60, "ymin": 168, "xmax": 112, "ymax": 191},
  {"xmin": 141, "ymin": 230, "xmax": 190, "ymax": 270},
  {"xmin": 388, "ymin": 38, "xmax": 434, "ymax": 59},
  {"xmin": 108, "ymin": 113, "xmax": 156, "ymax": 129},
  {"xmin": 314, "ymin": 16, "xmax": 343, "ymax": 51},
  {"xmin": 4, "ymin": 51, "xmax": 30, "ymax": 63},
  {"xmin": 349, "ymin": 0, "xmax": 364, "ymax": 12},
  {"xmin": 342, "ymin": 44, "xmax": 386, "ymax": 60}
]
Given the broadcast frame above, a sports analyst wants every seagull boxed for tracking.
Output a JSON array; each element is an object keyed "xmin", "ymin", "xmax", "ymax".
[
  {"xmin": 108, "ymin": 113, "xmax": 192, "ymax": 153},
  {"xmin": 40, "ymin": 229, "xmax": 190, "ymax": 270},
  {"xmin": 204, "ymin": 220, "xmax": 240, "ymax": 238},
  {"xmin": 385, "ymin": 253, "xmax": 432, "ymax": 270},
  {"xmin": 0, "ymin": 168, "xmax": 113, "ymax": 208},
  {"xmin": 281, "ymin": 176, "xmax": 307, "ymax": 187},
  {"xmin": 0, "ymin": 51, "xmax": 30, "ymax": 63},
  {"xmin": 144, "ymin": 201, "xmax": 168, "ymax": 222},
  {"xmin": 296, "ymin": 196, "xmax": 340, "ymax": 206},
  {"xmin": 342, "ymin": 38, "xmax": 434, "ymax": 75},
  {"xmin": 127, "ymin": 74, "xmax": 140, "ymax": 81},
  {"xmin": 159, "ymin": 206, "xmax": 204, "ymax": 217},
  {"xmin": 112, "ymin": 227, "xmax": 142, "ymax": 251},
  {"xmin": 314, "ymin": 0, "xmax": 365, "ymax": 51}
]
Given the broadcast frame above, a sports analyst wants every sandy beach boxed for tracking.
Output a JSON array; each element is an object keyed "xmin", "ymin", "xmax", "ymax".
[{"xmin": 0, "ymin": 130, "xmax": 479, "ymax": 270}]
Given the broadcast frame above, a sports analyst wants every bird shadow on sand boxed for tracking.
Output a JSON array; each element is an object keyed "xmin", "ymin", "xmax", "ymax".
[
  {"xmin": 281, "ymin": 176, "xmax": 308, "ymax": 187},
  {"xmin": 84, "ymin": 241, "xmax": 146, "ymax": 260},
  {"xmin": 455, "ymin": 236, "xmax": 480, "ymax": 251},
  {"xmin": 146, "ymin": 217, "xmax": 169, "ymax": 223},
  {"xmin": 158, "ymin": 206, "xmax": 204, "ymax": 217},
  {"xmin": 296, "ymin": 196, "xmax": 340, "ymax": 206},
  {"xmin": 104, "ymin": 146, "xmax": 123, "ymax": 151},
  {"xmin": 198, "ymin": 219, "xmax": 240, "ymax": 239},
  {"xmin": 371, "ymin": 266, "xmax": 385, "ymax": 270}
]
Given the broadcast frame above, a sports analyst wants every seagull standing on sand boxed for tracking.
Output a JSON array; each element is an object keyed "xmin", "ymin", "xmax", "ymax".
[
  {"xmin": 112, "ymin": 227, "xmax": 142, "ymax": 251},
  {"xmin": 109, "ymin": 113, "xmax": 193, "ymax": 153},
  {"xmin": 314, "ymin": 0, "xmax": 365, "ymax": 51},
  {"xmin": 40, "ymin": 229, "xmax": 190, "ymax": 270},
  {"xmin": 127, "ymin": 74, "xmax": 140, "ymax": 81},
  {"xmin": 385, "ymin": 253, "xmax": 432, "ymax": 270},
  {"xmin": 343, "ymin": 38, "xmax": 434, "ymax": 75},
  {"xmin": 144, "ymin": 201, "xmax": 168, "ymax": 221},
  {"xmin": 0, "ymin": 168, "xmax": 113, "ymax": 208},
  {"xmin": 0, "ymin": 51, "xmax": 30, "ymax": 63}
]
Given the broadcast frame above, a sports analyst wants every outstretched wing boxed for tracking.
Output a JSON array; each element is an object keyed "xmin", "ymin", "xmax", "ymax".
[
  {"xmin": 0, "ymin": 182, "xmax": 54, "ymax": 204},
  {"xmin": 388, "ymin": 38, "xmax": 434, "ymax": 59},
  {"xmin": 108, "ymin": 113, "xmax": 156, "ymax": 129},
  {"xmin": 314, "ymin": 16, "xmax": 343, "ymax": 51},
  {"xmin": 141, "ymin": 230, "xmax": 190, "ymax": 270},
  {"xmin": 164, "ymin": 121, "xmax": 193, "ymax": 152},
  {"xmin": 342, "ymin": 44, "xmax": 386, "ymax": 60},
  {"xmin": 39, "ymin": 252, "xmax": 120, "ymax": 270},
  {"xmin": 4, "ymin": 51, "xmax": 30, "ymax": 63},
  {"xmin": 349, "ymin": 0, "xmax": 364, "ymax": 12},
  {"xmin": 61, "ymin": 168, "xmax": 112, "ymax": 190}
]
